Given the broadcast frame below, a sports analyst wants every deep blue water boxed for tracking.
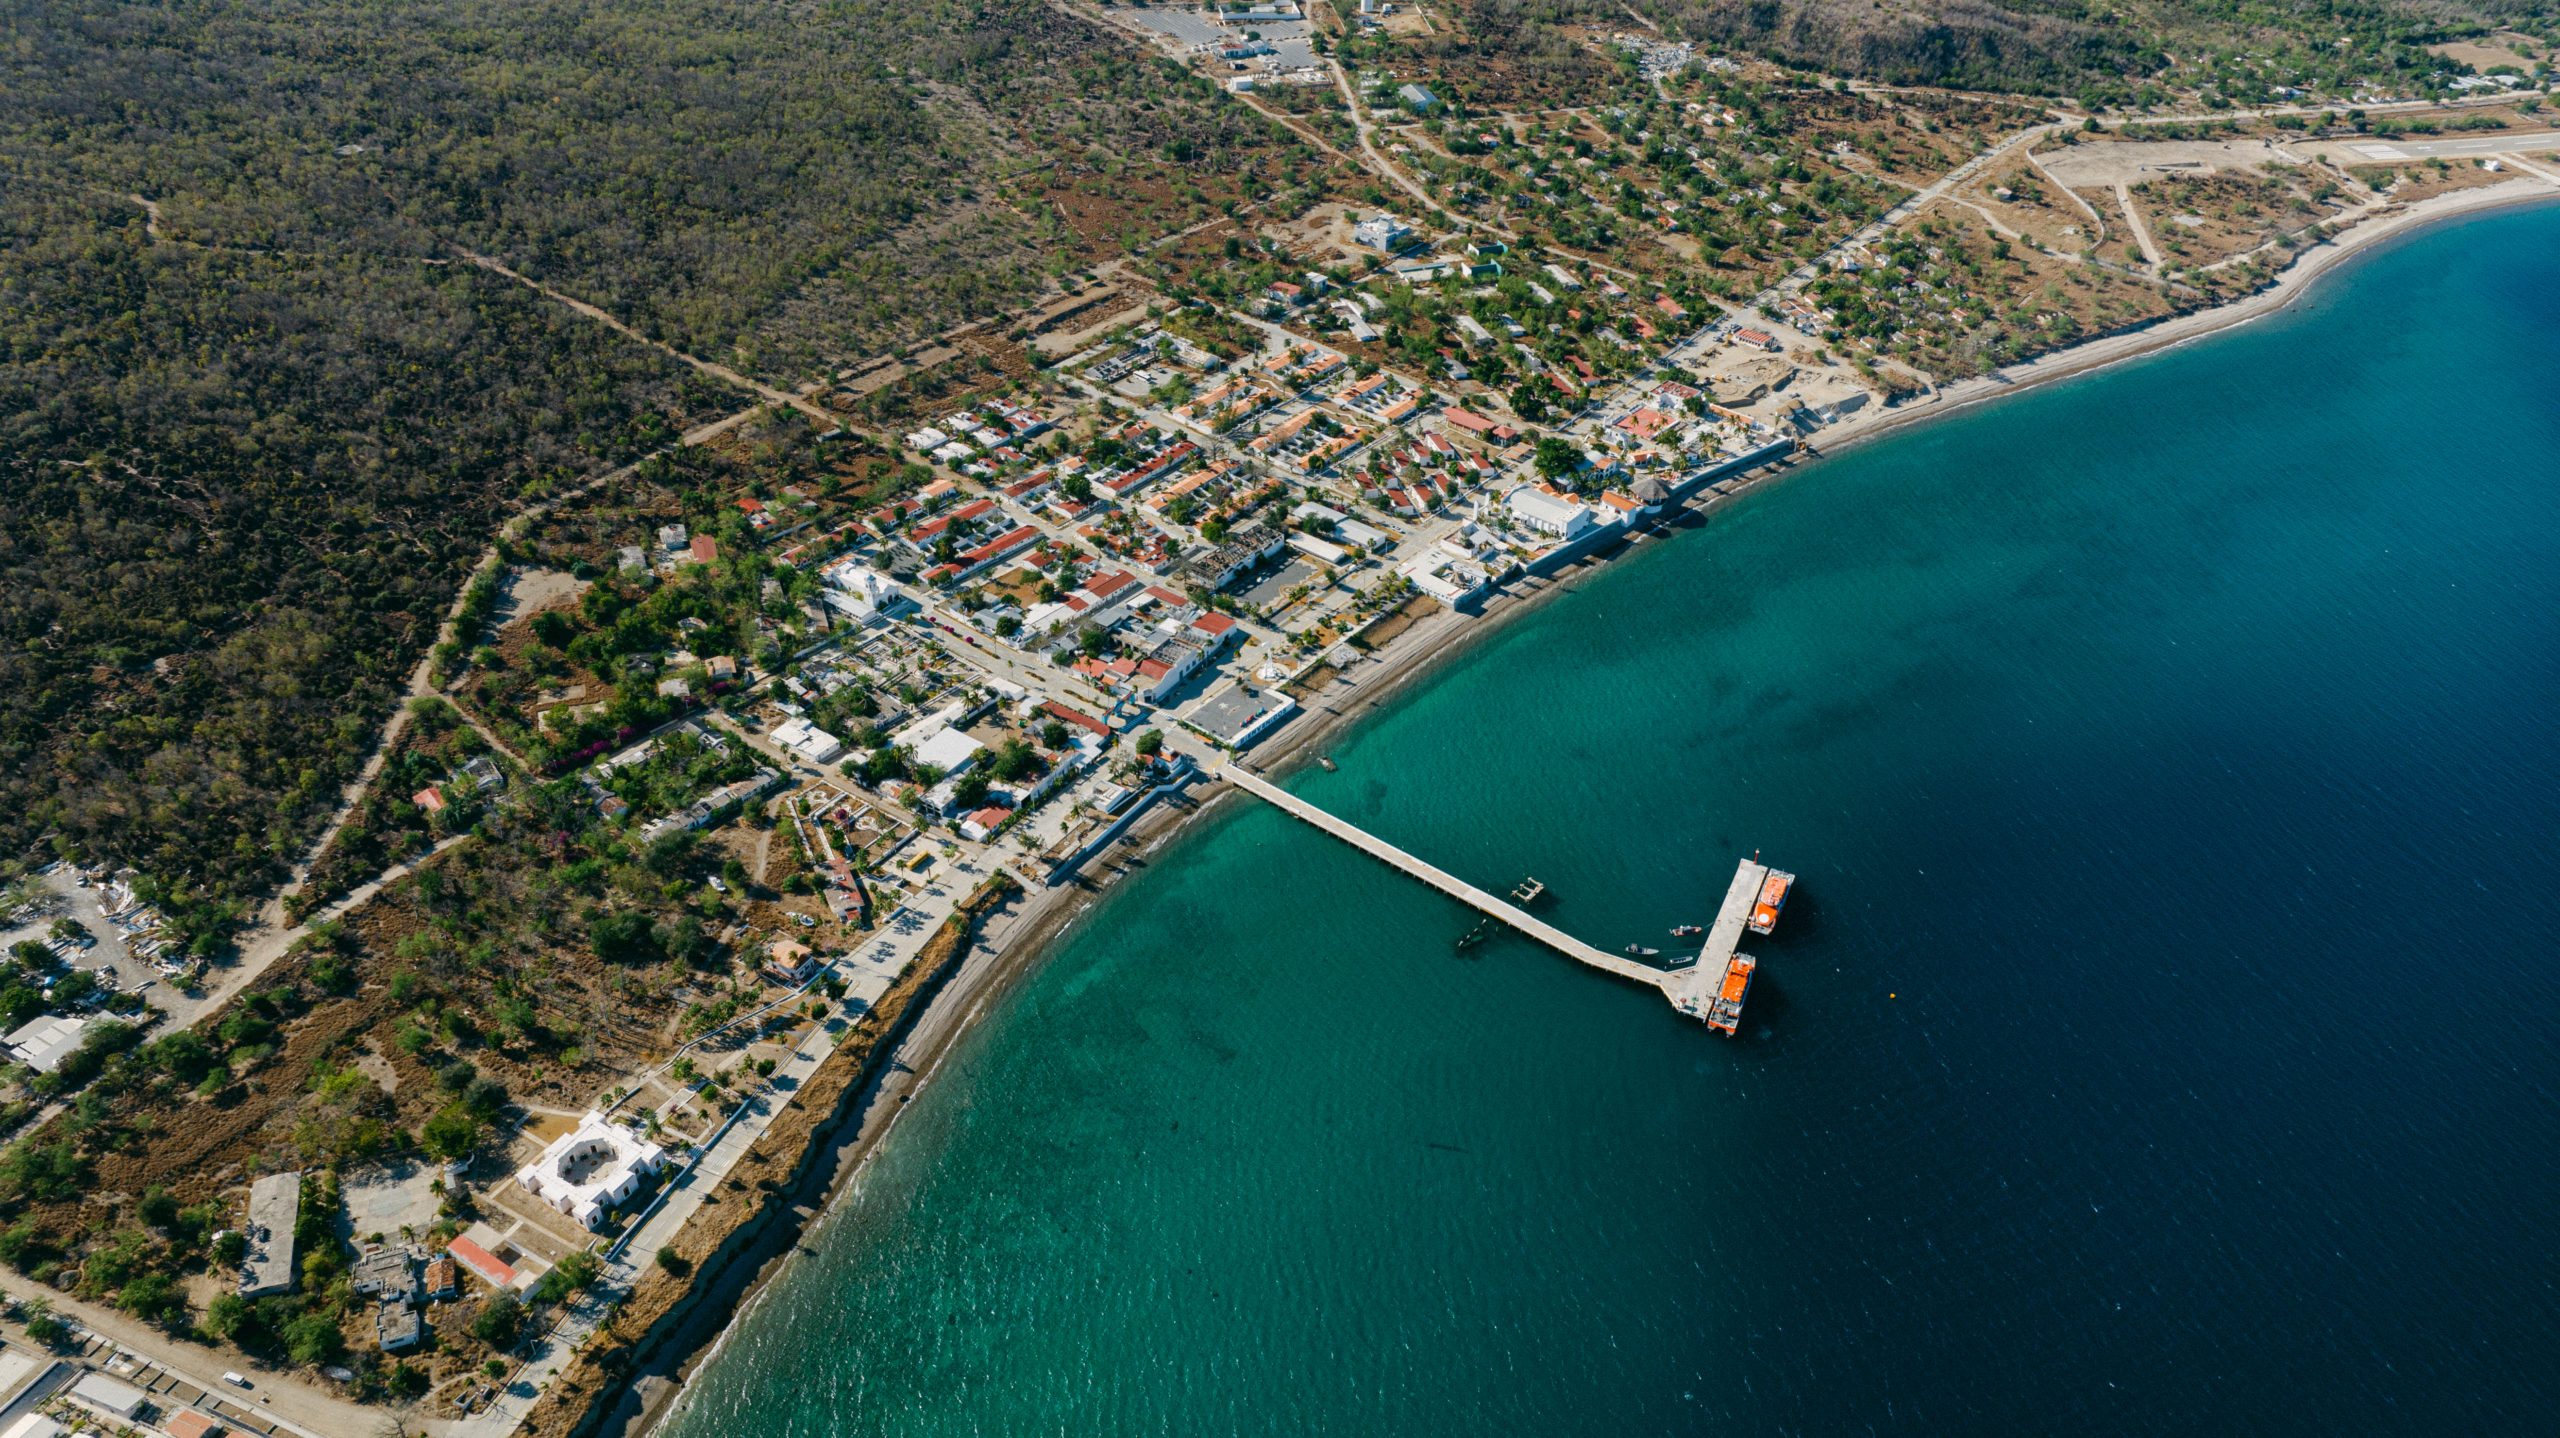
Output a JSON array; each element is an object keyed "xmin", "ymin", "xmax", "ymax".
[{"xmin": 659, "ymin": 203, "xmax": 2560, "ymax": 1436}]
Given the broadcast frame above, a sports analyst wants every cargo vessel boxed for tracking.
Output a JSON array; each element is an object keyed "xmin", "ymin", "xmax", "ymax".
[
  {"xmin": 1747, "ymin": 869, "xmax": 1795, "ymax": 935},
  {"xmin": 1703, "ymin": 953, "xmax": 1756, "ymax": 1035}
]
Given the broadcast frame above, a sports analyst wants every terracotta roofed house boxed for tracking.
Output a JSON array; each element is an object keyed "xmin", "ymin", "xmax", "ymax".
[
  {"xmin": 446, "ymin": 1235, "xmax": 514, "ymax": 1289},
  {"xmin": 165, "ymin": 1411, "xmax": 225, "ymax": 1438}
]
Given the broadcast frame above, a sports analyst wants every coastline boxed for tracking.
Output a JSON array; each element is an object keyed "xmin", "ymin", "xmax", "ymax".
[
  {"xmin": 615, "ymin": 176, "xmax": 2560, "ymax": 1438},
  {"xmin": 1807, "ymin": 177, "xmax": 2560, "ymax": 460}
]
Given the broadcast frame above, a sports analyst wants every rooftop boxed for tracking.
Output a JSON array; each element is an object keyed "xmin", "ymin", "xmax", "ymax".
[
  {"xmin": 1186, "ymin": 682, "xmax": 1299, "ymax": 748},
  {"xmin": 241, "ymin": 1171, "xmax": 302, "ymax": 1298}
]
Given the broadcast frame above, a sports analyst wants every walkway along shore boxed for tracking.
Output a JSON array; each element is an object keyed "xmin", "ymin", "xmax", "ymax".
[{"xmin": 558, "ymin": 178, "xmax": 2560, "ymax": 1438}]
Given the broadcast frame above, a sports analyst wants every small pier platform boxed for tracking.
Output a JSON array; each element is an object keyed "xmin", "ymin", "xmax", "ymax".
[
  {"xmin": 1662, "ymin": 857, "xmax": 1771, "ymax": 1029},
  {"xmin": 1221, "ymin": 765, "xmax": 1775, "ymax": 1024}
]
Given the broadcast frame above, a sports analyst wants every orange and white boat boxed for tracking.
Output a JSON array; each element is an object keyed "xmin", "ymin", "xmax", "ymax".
[
  {"xmin": 1747, "ymin": 869, "xmax": 1794, "ymax": 935},
  {"xmin": 1704, "ymin": 953, "xmax": 1756, "ymax": 1035}
]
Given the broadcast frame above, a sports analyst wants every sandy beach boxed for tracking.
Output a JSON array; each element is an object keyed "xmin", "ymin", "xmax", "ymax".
[{"xmin": 622, "ymin": 172, "xmax": 2560, "ymax": 1438}]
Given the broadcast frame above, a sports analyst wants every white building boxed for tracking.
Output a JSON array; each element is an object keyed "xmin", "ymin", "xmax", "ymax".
[
  {"xmin": 1504, "ymin": 484, "xmax": 1599, "ymax": 540},
  {"xmin": 910, "ymin": 725, "xmax": 986, "ymax": 779},
  {"xmin": 1335, "ymin": 519, "xmax": 1396, "ymax": 553},
  {"xmin": 3, "ymin": 1015, "xmax": 86, "ymax": 1074},
  {"xmin": 515, "ymin": 1112, "xmax": 667, "ymax": 1231},
  {"xmin": 240, "ymin": 1171, "xmax": 302, "ymax": 1299},
  {"xmin": 68, "ymin": 1375, "xmax": 146, "ymax": 1423},
  {"xmin": 822, "ymin": 564, "xmax": 915, "ymax": 624},
  {"xmin": 1353, "ymin": 214, "xmax": 1413, "ymax": 251},
  {"xmin": 770, "ymin": 717, "xmax": 847, "ymax": 766}
]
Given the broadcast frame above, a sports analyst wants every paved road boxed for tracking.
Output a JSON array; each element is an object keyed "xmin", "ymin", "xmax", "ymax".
[
  {"xmin": 444, "ymin": 876, "xmax": 969, "ymax": 1438},
  {"xmin": 0, "ymin": 1291, "xmax": 360, "ymax": 1438},
  {"xmin": 2331, "ymin": 130, "xmax": 2560, "ymax": 161}
]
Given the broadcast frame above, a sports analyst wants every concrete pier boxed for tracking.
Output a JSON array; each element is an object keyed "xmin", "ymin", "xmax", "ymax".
[
  {"xmin": 1695, "ymin": 857, "xmax": 1772, "ymax": 980},
  {"xmin": 1222, "ymin": 765, "xmax": 1721, "ymax": 1009}
]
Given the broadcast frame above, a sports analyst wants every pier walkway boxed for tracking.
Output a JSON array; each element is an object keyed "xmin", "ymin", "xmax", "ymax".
[
  {"xmin": 1219, "ymin": 765, "xmax": 1683, "ymax": 999},
  {"xmin": 1698, "ymin": 856, "xmax": 1772, "ymax": 979}
]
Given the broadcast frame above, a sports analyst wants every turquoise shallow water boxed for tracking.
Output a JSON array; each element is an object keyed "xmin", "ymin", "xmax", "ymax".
[{"xmin": 659, "ymin": 205, "xmax": 2560, "ymax": 1435}]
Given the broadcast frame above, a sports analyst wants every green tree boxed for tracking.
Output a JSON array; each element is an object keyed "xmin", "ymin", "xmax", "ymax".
[
  {"xmin": 590, "ymin": 910, "xmax": 661, "ymax": 964},
  {"xmin": 119, "ymin": 1272, "xmax": 186, "ymax": 1325},
  {"xmin": 422, "ymin": 1105, "xmax": 482, "ymax": 1161},
  {"xmin": 0, "ymin": 1140, "xmax": 85, "ymax": 1203},
  {"xmin": 202, "ymin": 1292, "xmax": 250, "ymax": 1341},
  {"xmin": 283, "ymin": 1308, "xmax": 343, "ymax": 1365},
  {"xmin": 531, "ymin": 1248, "xmax": 602, "ymax": 1306},
  {"xmin": 137, "ymin": 1187, "xmax": 181, "ymax": 1231},
  {"xmin": 463, "ymin": 1077, "xmax": 510, "ymax": 1120},
  {"xmin": 473, "ymin": 1292, "xmax": 524, "ymax": 1348}
]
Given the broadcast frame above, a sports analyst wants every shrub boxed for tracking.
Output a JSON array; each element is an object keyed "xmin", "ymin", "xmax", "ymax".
[
  {"xmin": 306, "ymin": 948, "xmax": 354, "ymax": 993},
  {"xmin": 472, "ymin": 1292, "xmax": 523, "ymax": 1347},
  {"xmin": 0, "ymin": 1220, "xmax": 43, "ymax": 1268},
  {"xmin": 654, "ymin": 1246, "xmax": 691, "ymax": 1276},
  {"xmin": 590, "ymin": 910, "xmax": 661, "ymax": 964},
  {"xmin": 202, "ymin": 1292, "xmax": 250, "ymax": 1340},
  {"xmin": 148, "ymin": 1030, "xmax": 217, "ymax": 1085},
  {"xmin": 0, "ymin": 1140, "xmax": 84, "ymax": 1203},
  {"xmin": 462, "ymin": 1077, "xmax": 509, "ymax": 1120},
  {"xmin": 530, "ymin": 1249, "xmax": 601, "ymax": 1306},
  {"xmin": 118, "ymin": 1271, "xmax": 186, "ymax": 1324},
  {"xmin": 282, "ymin": 1308, "xmax": 342, "ymax": 1365},
  {"xmin": 137, "ymin": 1187, "xmax": 180, "ymax": 1231}
]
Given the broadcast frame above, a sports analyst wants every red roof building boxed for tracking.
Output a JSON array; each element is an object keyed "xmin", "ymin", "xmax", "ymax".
[
  {"xmin": 689, "ymin": 534, "xmax": 719, "ymax": 564},
  {"xmin": 1042, "ymin": 701, "xmax": 1111, "ymax": 737},
  {"xmin": 447, "ymin": 1236, "xmax": 515, "ymax": 1289}
]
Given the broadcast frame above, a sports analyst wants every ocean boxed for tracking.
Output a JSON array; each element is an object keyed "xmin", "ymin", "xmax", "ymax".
[{"xmin": 656, "ymin": 202, "xmax": 2560, "ymax": 1435}]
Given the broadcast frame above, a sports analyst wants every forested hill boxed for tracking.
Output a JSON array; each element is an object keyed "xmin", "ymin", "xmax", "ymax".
[
  {"xmin": 0, "ymin": 0, "xmax": 1273, "ymax": 930},
  {"xmin": 1, "ymin": 0, "xmax": 1274, "ymax": 376},
  {"xmin": 0, "ymin": 192, "xmax": 705, "ymax": 933}
]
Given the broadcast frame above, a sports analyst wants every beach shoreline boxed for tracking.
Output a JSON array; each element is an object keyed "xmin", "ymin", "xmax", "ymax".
[
  {"xmin": 620, "ymin": 176, "xmax": 2560, "ymax": 1438},
  {"xmin": 1808, "ymin": 177, "xmax": 2560, "ymax": 460}
]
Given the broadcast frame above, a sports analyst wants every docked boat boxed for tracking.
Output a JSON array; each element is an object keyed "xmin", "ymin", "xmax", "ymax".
[
  {"xmin": 1623, "ymin": 943, "xmax": 1660, "ymax": 957},
  {"xmin": 1747, "ymin": 869, "xmax": 1795, "ymax": 935},
  {"xmin": 1316, "ymin": 756, "xmax": 1337, "ymax": 772},
  {"xmin": 1669, "ymin": 924, "xmax": 1703, "ymax": 938},
  {"xmin": 1704, "ymin": 953, "xmax": 1757, "ymax": 1036}
]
